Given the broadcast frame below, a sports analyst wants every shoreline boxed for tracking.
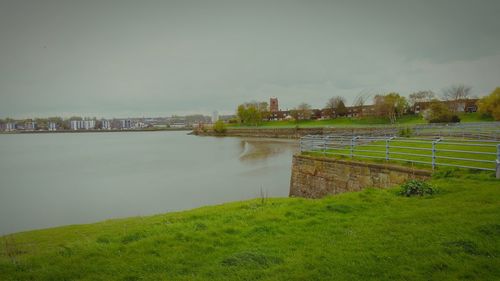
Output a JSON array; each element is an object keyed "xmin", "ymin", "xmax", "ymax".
[{"xmin": 0, "ymin": 128, "xmax": 192, "ymax": 135}]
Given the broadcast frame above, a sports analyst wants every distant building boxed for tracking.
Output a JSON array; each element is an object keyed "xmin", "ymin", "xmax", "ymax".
[
  {"xmin": 413, "ymin": 99, "xmax": 479, "ymax": 114},
  {"xmin": 211, "ymin": 111, "xmax": 219, "ymax": 123},
  {"xmin": 121, "ymin": 119, "xmax": 132, "ymax": 129},
  {"xmin": 6, "ymin": 123, "xmax": 16, "ymax": 131},
  {"xmin": 170, "ymin": 123, "xmax": 186, "ymax": 128},
  {"xmin": 25, "ymin": 120, "xmax": 36, "ymax": 131},
  {"xmin": 70, "ymin": 119, "xmax": 95, "ymax": 130},
  {"xmin": 270, "ymin": 97, "xmax": 279, "ymax": 112},
  {"xmin": 101, "ymin": 119, "xmax": 111, "ymax": 130},
  {"xmin": 48, "ymin": 122, "xmax": 58, "ymax": 131}
]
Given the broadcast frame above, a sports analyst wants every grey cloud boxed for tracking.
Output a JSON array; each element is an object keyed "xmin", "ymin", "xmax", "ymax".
[{"xmin": 0, "ymin": 0, "xmax": 499, "ymax": 118}]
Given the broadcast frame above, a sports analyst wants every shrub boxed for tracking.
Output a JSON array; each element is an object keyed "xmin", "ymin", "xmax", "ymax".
[
  {"xmin": 399, "ymin": 179, "xmax": 437, "ymax": 197},
  {"xmin": 213, "ymin": 120, "xmax": 226, "ymax": 134},
  {"xmin": 398, "ymin": 127, "xmax": 412, "ymax": 137}
]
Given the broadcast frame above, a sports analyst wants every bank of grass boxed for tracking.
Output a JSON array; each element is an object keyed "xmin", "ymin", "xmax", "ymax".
[
  {"xmin": 1, "ymin": 171, "xmax": 499, "ymax": 280},
  {"xmin": 228, "ymin": 113, "xmax": 493, "ymax": 129},
  {"xmin": 305, "ymin": 138, "xmax": 499, "ymax": 171}
]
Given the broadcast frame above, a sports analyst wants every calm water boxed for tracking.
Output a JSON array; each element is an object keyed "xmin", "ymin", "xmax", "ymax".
[{"xmin": 0, "ymin": 132, "xmax": 297, "ymax": 235}]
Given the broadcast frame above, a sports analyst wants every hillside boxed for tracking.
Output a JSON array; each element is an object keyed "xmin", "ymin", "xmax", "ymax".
[
  {"xmin": 228, "ymin": 113, "xmax": 493, "ymax": 129},
  {"xmin": 1, "ymin": 171, "xmax": 499, "ymax": 280}
]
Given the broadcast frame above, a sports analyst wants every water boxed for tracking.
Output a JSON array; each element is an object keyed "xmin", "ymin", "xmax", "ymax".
[{"xmin": 0, "ymin": 132, "xmax": 297, "ymax": 235}]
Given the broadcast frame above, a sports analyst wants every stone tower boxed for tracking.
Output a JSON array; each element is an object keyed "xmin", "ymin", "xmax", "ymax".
[{"xmin": 270, "ymin": 97, "xmax": 279, "ymax": 112}]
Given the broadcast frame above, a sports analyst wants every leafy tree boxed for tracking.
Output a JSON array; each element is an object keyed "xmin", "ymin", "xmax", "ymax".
[
  {"xmin": 373, "ymin": 93, "xmax": 408, "ymax": 123},
  {"xmin": 236, "ymin": 101, "xmax": 269, "ymax": 126},
  {"xmin": 336, "ymin": 100, "xmax": 347, "ymax": 116},
  {"xmin": 425, "ymin": 99, "xmax": 460, "ymax": 123},
  {"xmin": 478, "ymin": 87, "xmax": 500, "ymax": 120}
]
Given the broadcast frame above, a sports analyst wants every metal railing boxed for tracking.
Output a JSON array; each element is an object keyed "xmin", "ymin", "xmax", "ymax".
[
  {"xmin": 300, "ymin": 135, "xmax": 500, "ymax": 178},
  {"xmin": 412, "ymin": 122, "xmax": 500, "ymax": 140}
]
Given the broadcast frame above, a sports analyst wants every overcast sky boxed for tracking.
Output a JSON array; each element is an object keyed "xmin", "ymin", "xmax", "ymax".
[{"xmin": 0, "ymin": 0, "xmax": 499, "ymax": 118}]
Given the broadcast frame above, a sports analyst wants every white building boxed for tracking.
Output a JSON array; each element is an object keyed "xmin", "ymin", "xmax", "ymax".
[
  {"xmin": 121, "ymin": 119, "xmax": 132, "ymax": 129},
  {"xmin": 101, "ymin": 119, "xmax": 111, "ymax": 130},
  {"xmin": 6, "ymin": 123, "xmax": 16, "ymax": 131},
  {"xmin": 48, "ymin": 122, "xmax": 57, "ymax": 131},
  {"xmin": 70, "ymin": 119, "xmax": 96, "ymax": 130},
  {"xmin": 212, "ymin": 111, "xmax": 219, "ymax": 123}
]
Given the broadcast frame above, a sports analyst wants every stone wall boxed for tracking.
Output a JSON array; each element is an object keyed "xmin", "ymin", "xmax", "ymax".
[
  {"xmin": 290, "ymin": 154, "xmax": 431, "ymax": 198},
  {"xmin": 192, "ymin": 127, "xmax": 395, "ymax": 139}
]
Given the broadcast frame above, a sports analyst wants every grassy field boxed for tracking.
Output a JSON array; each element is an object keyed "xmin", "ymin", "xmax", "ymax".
[
  {"xmin": 1, "ymin": 171, "xmax": 499, "ymax": 280},
  {"xmin": 228, "ymin": 113, "xmax": 493, "ymax": 129},
  {"xmin": 304, "ymin": 138, "xmax": 500, "ymax": 171}
]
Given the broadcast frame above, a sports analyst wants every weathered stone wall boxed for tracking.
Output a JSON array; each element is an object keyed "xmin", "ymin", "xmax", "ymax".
[
  {"xmin": 290, "ymin": 154, "xmax": 431, "ymax": 198},
  {"xmin": 192, "ymin": 127, "xmax": 394, "ymax": 139}
]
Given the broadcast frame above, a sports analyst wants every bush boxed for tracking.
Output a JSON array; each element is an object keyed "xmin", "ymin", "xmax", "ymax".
[
  {"xmin": 399, "ymin": 179, "xmax": 437, "ymax": 197},
  {"xmin": 213, "ymin": 120, "xmax": 227, "ymax": 134},
  {"xmin": 398, "ymin": 127, "xmax": 412, "ymax": 137}
]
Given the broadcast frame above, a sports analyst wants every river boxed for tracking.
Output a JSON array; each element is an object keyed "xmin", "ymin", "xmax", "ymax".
[{"xmin": 0, "ymin": 131, "xmax": 297, "ymax": 234}]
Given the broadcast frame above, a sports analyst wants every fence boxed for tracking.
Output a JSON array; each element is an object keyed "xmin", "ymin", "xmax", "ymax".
[
  {"xmin": 300, "ymin": 135, "xmax": 500, "ymax": 178},
  {"xmin": 412, "ymin": 122, "xmax": 500, "ymax": 140}
]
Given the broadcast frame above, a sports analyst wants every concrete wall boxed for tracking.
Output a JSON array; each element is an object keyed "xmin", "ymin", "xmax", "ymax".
[
  {"xmin": 192, "ymin": 127, "xmax": 394, "ymax": 139},
  {"xmin": 290, "ymin": 154, "xmax": 431, "ymax": 198}
]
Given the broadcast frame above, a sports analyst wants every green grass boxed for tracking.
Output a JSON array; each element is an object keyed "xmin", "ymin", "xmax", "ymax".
[
  {"xmin": 228, "ymin": 115, "xmax": 425, "ymax": 128},
  {"xmin": 1, "ymin": 171, "xmax": 499, "ymax": 280},
  {"xmin": 228, "ymin": 113, "xmax": 494, "ymax": 129},
  {"xmin": 305, "ymin": 138, "xmax": 499, "ymax": 171}
]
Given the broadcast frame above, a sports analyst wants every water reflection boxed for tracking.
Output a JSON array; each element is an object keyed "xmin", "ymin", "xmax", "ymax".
[{"xmin": 238, "ymin": 138, "xmax": 298, "ymax": 162}]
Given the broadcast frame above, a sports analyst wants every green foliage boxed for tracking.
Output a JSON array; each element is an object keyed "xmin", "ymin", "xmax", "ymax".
[
  {"xmin": 398, "ymin": 127, "xmax": 413, "ymax": 137},
  {"xmin": 212, "ymin": 120, "xmax": 226, "ymax": 134},
  {"xmin": 236, "ymin": 101, "xmax": 269, "ymax": 126},
  {"xmin": 478, "ymin": 87, "xmax": 500, "ymax": 120},
  {"xmin": 426, "ymin": 99, "xmax": 461, "ymax": 123},
  {"xmin": 373, "ymin": 93, "xmax": 408, "ymax": 123},
  {"xmin": 399, "ymin": 179, "xmax": 437, "ymax": 197}
]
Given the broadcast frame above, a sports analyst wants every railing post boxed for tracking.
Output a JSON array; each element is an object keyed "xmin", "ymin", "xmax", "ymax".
[
  {"xmin": 323, "ymin": 137, "xmax": 327, "ymax": 156},
  {"xmin": 350, "ymin": 136, "xmax": 355, "ymax": 158},
  {"xmin": 432, "ymin": 140, "xmax": 436, "ymax": 170},
  {"xmin": 496, "ymin": 144, "xmax": 500, "ymax": 179},
  {"xmin": 385, "ymin": 138, "xmax": 390, "ymax": 161}
]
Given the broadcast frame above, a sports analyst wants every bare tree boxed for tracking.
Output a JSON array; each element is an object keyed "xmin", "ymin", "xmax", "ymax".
[
  {"xmin": 442, "ymin": 85, "xmax": 471, "ymax": 112},
  {"xmin": 291, "ymin": 103, "xmax": 312, "ymax": 121},
  {"xmin": 409, "ymin": 90, "xmax": 435, "ymax": 106},
  {"xmin": 324, "ymin": 96, "xmax": 346, "ymax": 118},
  {"xmin": 352, "ymin": 92, "xmax": 372, "ymax": 117}
]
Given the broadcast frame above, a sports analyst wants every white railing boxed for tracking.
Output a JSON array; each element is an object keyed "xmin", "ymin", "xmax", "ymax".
[{"xmin": 300, "ymin": 135, "xmax": 500, "ymax": 178}]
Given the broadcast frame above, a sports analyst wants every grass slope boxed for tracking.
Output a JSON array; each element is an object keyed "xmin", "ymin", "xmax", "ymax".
[
  {"xmin": 228, "ymin": 113, "xmax": 493, "ymax": 129},
  {"xmin": 1, "ymin": 172, "xmax": 499, "ymax": 280}
]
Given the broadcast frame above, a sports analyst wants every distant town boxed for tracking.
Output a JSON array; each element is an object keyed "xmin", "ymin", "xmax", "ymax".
[{"xmin": 0, "ymin": 112, "xmax": 235, "ymax": 133}]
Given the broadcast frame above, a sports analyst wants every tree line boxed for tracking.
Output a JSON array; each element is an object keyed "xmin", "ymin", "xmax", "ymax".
[{"xmin": 235, "ymin": 85, "xmax": 500, "ymax": 125}]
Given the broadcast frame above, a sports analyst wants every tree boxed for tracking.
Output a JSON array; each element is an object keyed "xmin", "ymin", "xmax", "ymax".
[
  {"xmin": 236, "ymin": 101, "xmax": 269, "ymax": 126},
  {"xmin": 296, "ymin": 103, "xmax": 312, "ymax": 120},
  {"xmin": 352, "ymin": 92, "xmax": 371, "ymax": 117},
  {"xmin": 336, "ymin": 100, "xmax": 347, "ymax": 116},
  {"xmin": 442, "ymin": 85, "xmax": 471, "ymax": 112},
  {"xmin": 409, "ymin": 90, "xmax": 435, "ymax": 106},
  {"xmin": 478, "ymin": 87, "xmax": 500, "ymax": 120},
  {"xmin": 424, "ymin": 99, "xmax": 460, "ymax": 123},
  {"xmin": 373, "ymin": 93, "xmax": 408, "ymax": 123},
  {"xmin": 324, "ymin": 96, "xmax": 346, "ymax": 118}
]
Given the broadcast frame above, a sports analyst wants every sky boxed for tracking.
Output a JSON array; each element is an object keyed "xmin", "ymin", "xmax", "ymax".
[{"xmin": 0, "ymin": 0, "xmax": 499, "ymax": 118}]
